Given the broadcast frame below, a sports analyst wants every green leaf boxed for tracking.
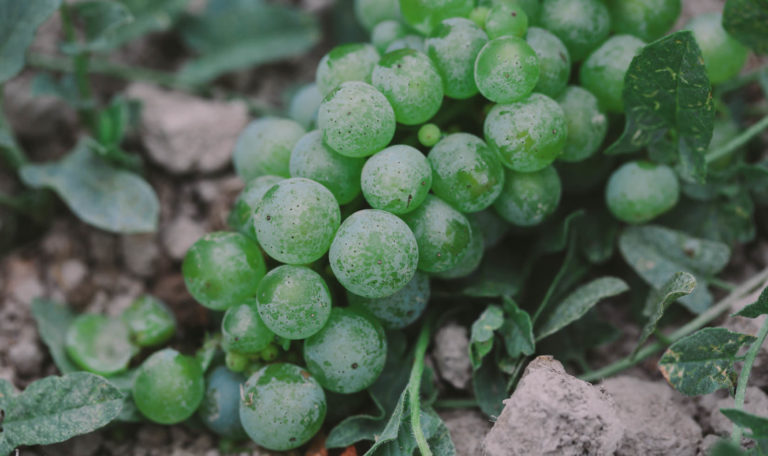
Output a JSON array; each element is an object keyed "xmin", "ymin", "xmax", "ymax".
[
  {"xmin": 720, "ymin": 408, "xmax": 768, "ymax": 439},
  {"xmin": 660, "ymin": 194, "xmax": 755, "ymax": 245},
  {"xmin": 0, "ymin": 0, "xmax": 61, "ymax": 83},
  {"xmin": 534, "ymin": 210, "xmax": 586, "ymax": 255},
  {"xmin": 31, "ymin": 299, "xmax": 79, "ymax": 374},
  {"xmin": 63, "ymin": 1, "xmax": 134, "ymax": 54},
  {"xmin": 0, "ymin": 372, "xmax": 124, "ymax": 454},
  {"xmin": 177, "ymin": 0, "xmax": 319, "ymax": 85},
  {"xmin": 0, "ymin": 379, "xmax": 15, "ymax": 399},
  {"xmin": 460, "ymin": 243, "xmax": 526, "ymax": 297},
  {"xmin": 103, "ymin": 0, "xmax": 189, "ymax": 49},
  {"xmin": 472, "ymin": 349, "xmax": 507, "ymax": 417},
  {"xmin": 734, "ymin": 285, "xmax": 768, "ymax": 318},
  {"xmin": 606, "ymin": 31, "xmax": 714, "ymax": 183},
  {"xmin": 707, "ymin": 439, "xmax": 748, "ymax": 456},
  {"xmin": 469, "ymin": 305, "xmax": 504, "ymax": 369},
  {"xmin": 576, "ymin": 208, "xmax": 619, "ymax": 264},
  {"xmin": 619, "ymin": 225, "xmax": 731, "ymax": 313},
  {"xmin": 723, "ymin": 0, "xmax": 768, "ymax": 55},
  {"xmin": 658, "ymin": 327, "xmax": 756, "ymax": 396},
  {"xmin": 501, "ymin": 297, "xmax": 534, "ymax": 358},
  {"xmin": 536, "ymin": 277, "xmax": 629, "ymax": 341},
  {"xmin": 103, "ymin": 369, "xmax": 141, "ymax": 422},
  {"xmin": 20, "ymin": 139, "xmax": 159, "ymax": 233},
  {"xmin": 633, "ymin": 272, "xmax": 696, "ymax": 357}
]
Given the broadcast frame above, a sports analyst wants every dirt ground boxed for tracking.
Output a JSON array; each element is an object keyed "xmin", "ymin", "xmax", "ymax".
[{"xmin": 2, "ymin": 0, "xmax": 766, "ymax": 455}]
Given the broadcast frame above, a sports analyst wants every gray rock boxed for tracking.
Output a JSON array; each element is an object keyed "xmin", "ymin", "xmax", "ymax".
[
  {"xmin": 483, "ymin": 356, "xmax": 624, "ymax": 456},
  {"xmin": 440, "ymin": 409, "xmax": 491, "ymax": 456},
  {"xmin": 699, "ymin": 387, "xmax": 768, "ymax": 438},
  {"xmin": 433, "ymin": 322, "xmax": 472, "ymax": 390},
  {"xmin": 8, "ymin": 330, "xmax": 44, "ymax": 377},
  {"xmin": 162, "ymin": 214, "xmax": 206, "ymax": 260},
  {"xmin": 121, "ymin": 233, "xmax": 161, "ymax": 277}
]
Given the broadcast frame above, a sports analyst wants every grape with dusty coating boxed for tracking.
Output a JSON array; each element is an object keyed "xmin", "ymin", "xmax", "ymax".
[
  {"xmin": 474, "ymin": 36, "xmax": 539, "ymax": 104},
  {"xmin": 347, "ymin": 271, "xmax": 430, "ymax": 329},
  {"xmin": 329, "ymin": 209, "xmax": 419, "ymax": 298},
  {"xmin": 484, "ymin": 93, "xmax": 567, "ymax": 172},
  {"xmin": 605, "ymin": 161, "xmax": 680, "ymax": 224},
  {"xmin": 288, "ymin": 84, "xmax": 323, "ymax": 129},
  {"xmin": 432, "ymin": 218, "xmax": 483, "ymax": 279},
  {"xmin": 183, "ymin": 232, "xmax": 267, "ymax": 311},
  {"xmin": 606, "ymin": 0, "xmax": 680, "ymax": 42},
  {"xmin": 316, "ymin": 43, "xmax": 380, "ymax": 96},
  {"xmin": 399, "ymin": 0, "xmax": 475, "ymax": 35},
  {"xmin": 228, "ymin": 175, "xmax": 283, "ymax": 238},
  {"xmin": 290, "ymin": 130, "xmax": 364, "ymax": 205},
  {"xmin": 318, "ymin": 82, "xmax": 396, "ymax": 157},
  {"xmin": 494, "ymin": 166, "xmax": 562, "ymax": 226},
  {"xmin": 401, "ymin": 194, "xmax": 473, "ymax": 273},
  {"xmin": 122, "ymin": 295, "xmax": 175, "ymax": 348},
  {"xmin": 199, "ymin": 366, "xmax": 247, "ymax": 439},
  {"xmin": 222, "ymin": 300, "xmax": 275, "ymax": 354},
  {"xmin": 233, "ymin": 118, "xmax": 305, "ymax": 181},
  {"xmin": 425, "ymin": 18, "xmax": 488, "ymax": 99},
  {"xmin": 428, "ymin": 133, "xmax": 504, "ymax": 213},
  {"xmin": 303, "ymin": 307, "xmax": 387, "ymax": 393},
  {"xmin": 239, "ymin": 363, "xmax": 326, "ymax": 451},
  {"xmin": 361, "ymin": 144, "xmax": 432, "ymax": 215},
  {"xmin": 372, "ymin": 49, "xmax": 443, "ymax": 125},
  {"xmin": 133, "ymin": 349, "xmax": 204, "ymax": 425},
  {"xmin": 66, "ymin": 314, "xmax": 135, "ymax": 376},
  {"xmin": 526, "ymin": 27, "xmax": 571, "ymax": 98},
  {"xmin": 355, "ymin": 0, "xmax": 400, "ymax": 30},
  {"xmin": 253, "ymin": 178, "xmax": 341, "ymax": 265},
  {"xmin": 418, "ymin": 123, "xmax": 442, "ymax": 147},
  {"xmin": 372, "ymin": 20, "xmax": 408, "ymax": 53},
  {"xmin": 556, "ymin": 86, "xmax": 607, "ymax": 162},
  {"xmin": 256, "ymin": 265, "xmax": 332, "ymax": 340},
  {"xmin": 469, "ymin": 209, "xmax": 509, "ymax": 249},
  {"xmin": 686, "ymin": 12, "xmax": 748, "ymax": 85},
  {"xmin": 386, "ymin": 35, "xmax": 425, "ymax": 53},
  {"xmin": 539, "ymin": 0, "xmax": 611, "ymax": 61},
  {"xmin": 485, "ymin": 3, "xmax": 528, "ymax": 39},
  {"xmin": 579, "ymin": 35, "xmax": 645, "ymax": 113}
]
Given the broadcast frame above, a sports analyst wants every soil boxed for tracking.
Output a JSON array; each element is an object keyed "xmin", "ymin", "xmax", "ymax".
[{"xmin": 2, "ymin": 0, "xmax": 767, "ymax": 455}]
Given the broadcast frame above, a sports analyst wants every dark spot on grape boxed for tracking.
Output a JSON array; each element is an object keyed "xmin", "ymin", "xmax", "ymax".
[
  {"xmin": 290, "ymin": 437, "xmax": 297, "ymax": 442},
  {"xmin": 300, "ymin": 370, "xmax": 311, "ymax": 379},
  {"xmin": 351, "ymin": 363, "xmax": 359, "ymax": 369},
  {"xmin": 437, "ymin": 253, "xmax": 442, "ymax": 257},
  {"xmin": 559, "ymin": 52, "xmax": 567, "ymax": 62},
  {"xmin": 552, "ymin": 129, "xmax": 557, "ymax": 135},
  {"xmin": 511, "ymin": 11, "xmax": 517, "ymax": 16},
  {"xmin": 266, "ymin": 215, "xmax": 271, "ymax": 221},
  {"xmin": 377, "ymin": 260, "xmax": 382, "ymax": 265},
  {"xmin": 234, "ymin": 337, "xmax": 240, "ymax": 341}
]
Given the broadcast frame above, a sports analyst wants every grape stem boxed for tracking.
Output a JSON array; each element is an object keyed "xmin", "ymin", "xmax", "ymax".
[
  {"xmin": 705, "ymin": 113, "xmax": 768, "ymax": 164},
  {"xmin": 409, "ymin": 314, "xmax": 434, "ymax": 456},
  {"xmin": 731, "ymin": 317, "xmax": 768, "ymax": 444},
  {"xmin": 581, "ymin": 266, "xmax": 768, "ymax": 382}
]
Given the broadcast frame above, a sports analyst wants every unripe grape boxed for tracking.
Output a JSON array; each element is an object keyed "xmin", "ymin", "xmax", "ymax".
[
  {"xmin": 556, "ymin": 86, "xmax": 608, "ymax": 162},
  {"xmin": 372, "ymin": 49, "xmax": 443, "ymax": 125},
  {"xmin": 316, "ymin": 43, "xmax": 380, "ymax": 96},
  {"xmin": 399, "ymin": 0, "xmax": 475, "ymax": 35},
  {"xmin": 222, "ymin": 300, "xmax": 275, "ymax": 354},
  {"xmin": 579, "ymin": 35, "xmax": 645, "ymax": 113},
  {"xmin": 606, "ymin": 0, "xmax": 681, "ymax": 42},
  {"xmin": 228, "ymin": 175, "xmax": 283, "ymax": 238},
  {"xmin": 199, "ymin": 366, "xmax": 247, "ymax": 439},
  {"xmin": 288, "ymin": 83, "xmax": 323, "ymax": 129},
  {"xmin": 133, "ymin": 349, "xmax": 204, "ymax": 425},
  {"xmin": 372, "ymin": 20, "xmax": 408, "ymax": 53},
  {"xmin": 474, "ymin": 36, "xmax": 539, "ymax": 104},
  {"xmin": 385, "ymin": 35, "xmax": 425, "ymax": 53},
  {"xmin": 539, "ymin": 0, "xmax": 611, "ymax": 61},
  {"xmin": 418, "ymin": 123, "xmax": 442, "ymax": 147},
  {"xmin": 425, "ymin": 18, "xmax": 488, "ymax": 99},
  {"xmin": 347, "ymin": 271, "xmax": 430, "ymax": 329},
  {"xmin": 686, "ymin": 12, "xmax": 748, "ymax": 85},
  {"xmin": 355, "ymin": 0, "xmax": 400, "ymax": 30},
  {"xmin": 361, "ymin": 144, "xmax": 432, "ymax": 215},
  {"xmin": 65, "ymin": 314, "xmax": 135, "ymax": 376},
  {"xmin": 469, "ymin": 209, "xmax": 510, "ymax": 249},
  {"xmin": 432, "ymin": 217, "xmax": 484, "ymax": 279},
  {"xmin": 484, "ymin": 4, "xmax": 528, "ymax": 39},
  {"xmin": 122, "ymin": 295, "xmax": 175, "ymax": 348},
  {"xmin": 526, "ymin": 27, "xmax": 571, "ymax": 98},
  {"xmin": 494, "ymin": 166, "xmax": 562, "ymax": 226},
  {"xmin": 233, "ymin": 118, "xmax": 305, "ymax": 180},
  {"xmin": 605, "ymin": 161, "xmax": 680, "ymax": 224}
]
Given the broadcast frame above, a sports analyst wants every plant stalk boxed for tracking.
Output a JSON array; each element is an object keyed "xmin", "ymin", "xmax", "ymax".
[
  {"xmin": 731, "ymin": 318, "xmax": 768, "ymax": 444},
  {"xmin": 706, "ymin": 114, "xmax": 768, "ymax": 164},
  {"xmin": 59, "ymin": 2, "xmax": 96, "ymax": 131},
  {"xmin": 581, "ymin": 266, "xmax": 768, "ymax": 382},
  {"xmin": 409, "ymin": 315, "xmax": 434, "ymax": 456}
]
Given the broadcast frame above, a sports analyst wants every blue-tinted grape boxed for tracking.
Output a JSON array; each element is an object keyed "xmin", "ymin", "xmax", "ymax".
[
  {"xmin": 199, "ymin": 366, "xmax": 247, "ymax": 439},
  {"xmin": 347, "ymin": 271, "xmax": 430, "ymax": 329}
]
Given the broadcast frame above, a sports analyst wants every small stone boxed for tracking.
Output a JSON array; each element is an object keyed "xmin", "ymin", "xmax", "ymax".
[
  {"xmin": 88, "ymin": 230, "xmax": 118, "ymax": 266},
  {"xmin": 8, "ymin": 332, "xmax": 44, "ymax": 376},
  {"xmin": 53, "ymin": 258, "xmax": 88, "ymax": 292},
  {"xmin": 5, "ymin": 256, "xmax": 45, "ymax": 304},
  {"xmin": 433, "ymin": 322, "xmax": 472, "ymax": 390},
  {"xmin": 162, "ymin": 215, "xmax": 207, "ymax": 261},
  {"xmin": 121, "ymin": 233, "xmax": 162, "ymax": 277},
  {"xmin": 439, "ymin": 409, "xmax": 491, "ymax": 456}
]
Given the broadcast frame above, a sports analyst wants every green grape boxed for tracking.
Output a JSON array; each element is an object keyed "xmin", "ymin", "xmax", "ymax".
[
  {"xmin": 239, "ymin": 363, "xmax": 326, "ymax": 451},
  {"xmin": 288, "ymin": 83, "xmax": 324, "ymax": 129},
  {"xmin": 372, "ymin": 49, "xmax": 443, "ymax": 125},
  {"xmin": 418, "ymin": 123, "xmax": 442, "ymax": 147},
  {"xmin": 65, "ymin": 314, "xmax": 135, "ymax": 376},
  {"xmin": 509, "ymin": 0, "xmax": 541, "ymax": 24},
  {"xmin": 303, "ymin": 307, "xmax": 387, "ymax": 393},
  {"xmin": 474, "ymin": 36, "xmax": 540, "ymax": 104},
  {"xmin": 121, "ymin": 295, "xmax": 175, "ymax": 348},
  {"xmin": 494, "ymin": 166, "xmax": 562, "ymax": 226},
  {"xmin": 484, "ymin": 93, "xmax": 567, "ymax": 172},
  {"xmin": 228, "ymin": 175, "xmax": 283, "ymax": 238},
  {"xmin": 256, "ymin": 265, "xmax": 332, "ymax": 340},
  {"xmin": 182, "ymin": 232, "xmax": 267, "ymax": 311},
  {"xmin": 708, "ymin": 118, "xmax": 740, "ymax": 171},
  {"xmin": 318, "ymin": 81, "xmax": 396, "ymax": 158},
  {"xmin": 686, "ymin": 12, "xmax": 749, "ymax": 85},
  {"xmin": 401, "ymin": 194, "xmax": 473, "ymax": 273},
  {"xmin": 385, "ymin": 34, "xmax": 425, "ymax": 53},
  {"xmin": 468, "ymin": 209, "xmax": 509, "ymax": 249},
  {"xmin": 289, "ymin": 130, "xmax": 365, "ymax": 205},
  {"xmin": 485, "ymin": 3, "xmax": 528, "ymax": 39},
  {"xmin": 259, "ymin": 343, "xmax": 280, "ymax": 362},
  {"xmin": 470, "ymin": 6, "xmax": 490, "ymax": 27},
  {"xmin": 226, "ymin": 351, "xmax": 249, "ymax": 373},
  {"xmin": 425, "ymin": 18, "xmax": 488, "ymax": 99},
  {"xmin": 253, "ymin": 178, "xmax": 341, "ymax": 264},
  {"xmin": 133, "ymin": 348, "xmax": 204, "ymax": 425},
  {"xmin": 233, "ymin": 118, "xmax": 306, "ymax": 181},
  {"xmin": 579, "ymin": 34, "xmax": 645, "ymax": 113},
  {"xmin": 432, "ymin": 218, "xmax": 483, "ymax": 279},
  {"xmin": 222, "ymin": 300, "xmax": 275, "ymax": 354},
  {"xmin": 372, "ymin": 20, "xmax": 408, "ymax": 53},
  {"xmin": 539, "ymin": 0, "xmax": 611, "ymax": 61},
  {"xmin": 606, "ymin": 0, "xmax": 680, "ymax": 42},
  {"xmin": 329, "ymin": 209, "xmax": 419, "ymax": 298},
  {"xmin": 347, "ymin": 271, "xmax": 430, "ymax": 329},
  {"xmin": 556, "ymin": 86, "xmax": 608, "ymax": 162},
  {"xmin": 526, "ymin": 27, "xmax": 571, "ymax": 98},
  {"xmin": 199, "ymin": 366, "xmax": 247, "ymax": 439},
  {"xmin": 316, "ymin": 43, "xmax": 381, "ymax": 96},
  {"xmin": 605, "ymin": 161, "xmax": 680, "ymax": 224},
  {"xmin": 428, "ymin": 133, "xmax": 504, "ymax": 213},
  {"xmin": 399, "ymin": 0, "xmax": 475, "ymax": 35},
  {"xmin": 361, "ymin": 145, "xmax": 432, "ymax": 215},
  {"xmin": 355, "ymin": 0, "xmax": 400, "ymax": 30}
]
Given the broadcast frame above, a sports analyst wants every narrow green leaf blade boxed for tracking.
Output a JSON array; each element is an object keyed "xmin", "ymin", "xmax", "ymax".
[
  {"xmin": 0, "ymin": 0, "xmax": 61, "ymax": 83},
  {"xmin": 633, "ymin": 272, "xmax": 696, "ymax": 357},
  {"xmin": 501, "ymin": 297, "xmax": 534, "ymax": 358},
  {"xmin": 722, "ymin": 0, "xmax": 768, "ymax": 55},
  {"xmin": 0, "ymin": 372, "xmax": 124, "ymax": 453},
  {"xmin": 31, "ymin": 299, "xmax": 79, "ymax": 374},
  {"xmin": 103, "ymin": 0, "xmax": 189, "ymax": 49},
  {"xmin": 733, "ymin": 286, "xmax": 768, "ymax": 318},
  {"xmin": 659, "ymin": 328, "xmax": 756, "ymax": 395},
  {"xmin": 536, "ymin": 277, "xmax": 629, "ymax": 341},
  {"xmin": 606, "ymin": 31, "xmax": 714, "ymax": 183},
  {"xmin": 469, "ymin": 305, "xmax": 504, "ymax": 369},
  {"xmin": 64, "ymin": 1, "xmax": 134, "ymax": 53},
  {"xmin": 20, "ymin": 140, "xmax": 159, "ymax": 233},
  {"xmin": 720, "ymin": 408, "xmax": 768, "ymax": 439}
]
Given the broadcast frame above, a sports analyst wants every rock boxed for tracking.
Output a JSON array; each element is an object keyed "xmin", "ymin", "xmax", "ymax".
[
  {"xmin": 5, "ymin": 256, "xmax": 45, "ymax": 304},
  {"xmin": 88, "ymin": 230, "xmax": 118, "ymax": 266},
  {"xmin": 162, "ymin": 214, "xmax": 206, "ymax": 260},
  {"xmin": 8, "ymin": 330, "xmax": 44, "ymax": 377},
  {"xmin": 697, "ymin": 435, "xmax": 723, "ymax": 456},
  {"xmin": 50, "ymin": 258, "xmax": 88, "ymax": 292},
  {"xmin": 121, "ymin": 233, "xmax": 162, "ymax": 277},
  {"xmin": 602, "ymin": 376, "xmax": 702, "ymax": 455},
  {"xmin": 723, "ymin": 287, "xmax": 768, "ymax": 387},
  {"xmin": 483, "ymin": 356, "xmax": 624, "ymax": 456},
  {"xmin": 433, "ymin": 322, "xmax": 472, "ymax": 390},
  {"xmin": 126, "ymin": 83, "xmax": 249, "ymax": 175},
  {"xmin": 439, "ymin": 409, "xmax": 490, "ymax": 456},
  {"xmin": 699, "ymin": 387, "xmax": 768, "ymax": 438}
]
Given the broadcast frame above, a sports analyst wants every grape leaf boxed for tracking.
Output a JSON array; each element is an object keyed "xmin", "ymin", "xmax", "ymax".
[
  {"xmin": 576, "ymin": 208, "xmax": 618, "ymax": 264},
  {"xmin": 633, "ymin": 272, "xmax": 696, "ymax": 357},
  {"xmin": 536, "ymin": 277, "xmax": 629, "ymax": 341},
  {"xmin": 501, "ymin": 297, "xmax": 535, "ymax": 358},
  {"xmin": 619, "ymin": 225, "xmax": 731, "ymax": 313},
  {"xmin": 469, "ymin": 305, "xmax": 504, "ymax": 369},
  {"xmin": 20, "ymin": 140, "xmax": 159, "ymax": 233},
  {"xmin": 734, "ymin": 285, "xmax": 768, "ymax": 318},
  {"xmin": 472, "ymin": 348, "xmax": 507, "ymax": 417},
  {"xmin": 31, "ymin": 299, "xmax": 79, "ymax": 374},
  {"xmin": 0, "ymin": 0, "xmax": 61, "ymax": 83},
  {"xmin": 0, "ymin": 372, "xmax": 124, "ymax": 454},
  {"xmin": 606, "ymin": 31, "xmax": 714, "ymax": 184},
  {"xmin": 62, "ymin": 1, "xmax": 133, "ymax": 54},
  {"xmin": 708, "ymin": 439, "xmax": 749, "ymax": 456},
  {"xmin": 659, "ymin": 193, "xmax": 755, "ymax": 245},
  {"xmin": 720, "ymin": 409, "xmax": 768, "ymax": 439},
  {"xmin": 658, "ymin": 328, "xmax": 756, "ymax": 396},
  {"xmin": 723, "ymin": 0, "xmax": 768, "ymax": 55}
]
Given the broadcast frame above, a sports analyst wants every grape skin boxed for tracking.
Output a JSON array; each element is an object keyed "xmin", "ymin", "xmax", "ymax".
[
  {"xmin": 425, "ymin": 17, "xmax": 488, "ymax": 99},
  {"xmin": 361, "ymin": 144, "xmax": 432, "ymax": 215},
  {"xmin": 228, "ymin": 175, "xmax": 283, "ymax": 238},
  {"xmin": 233, "ymin": 118, "xmax": 306, "ymax": 181},
  {"xmin": 199, "ymin": 366, "xmax": 247, "ymax": 439},
  {"xmin": 222, "ymin": 299, "xmax": 275, "ymax": 354},
  {"xmin": 556, "ymin": 86, "xmax": 608, "ymax": 163},
  {"xmin": 316, "ymin": 43, "xmax": 380, "ymax": 96},
  {"xmin": 526, "ymin": 27, "xmax": 571, "ymax": 98},
  {"xmin": 493, "ymin": 166, "xmax": 562, "ymax": 227},
  {"xmin": 474, "ymin": 36, "xmax": 540, "ymax": 104},
  {"xmin": 347, "ymin": 271, "xmax": 430, "ymax": 329},
  {"xmin": 579, "ymin": 34, "xmax": 645, "ymax": 113},
  {"xmin": 605, "ymin": 161, "xmax": 680, "ymax": 224}
]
